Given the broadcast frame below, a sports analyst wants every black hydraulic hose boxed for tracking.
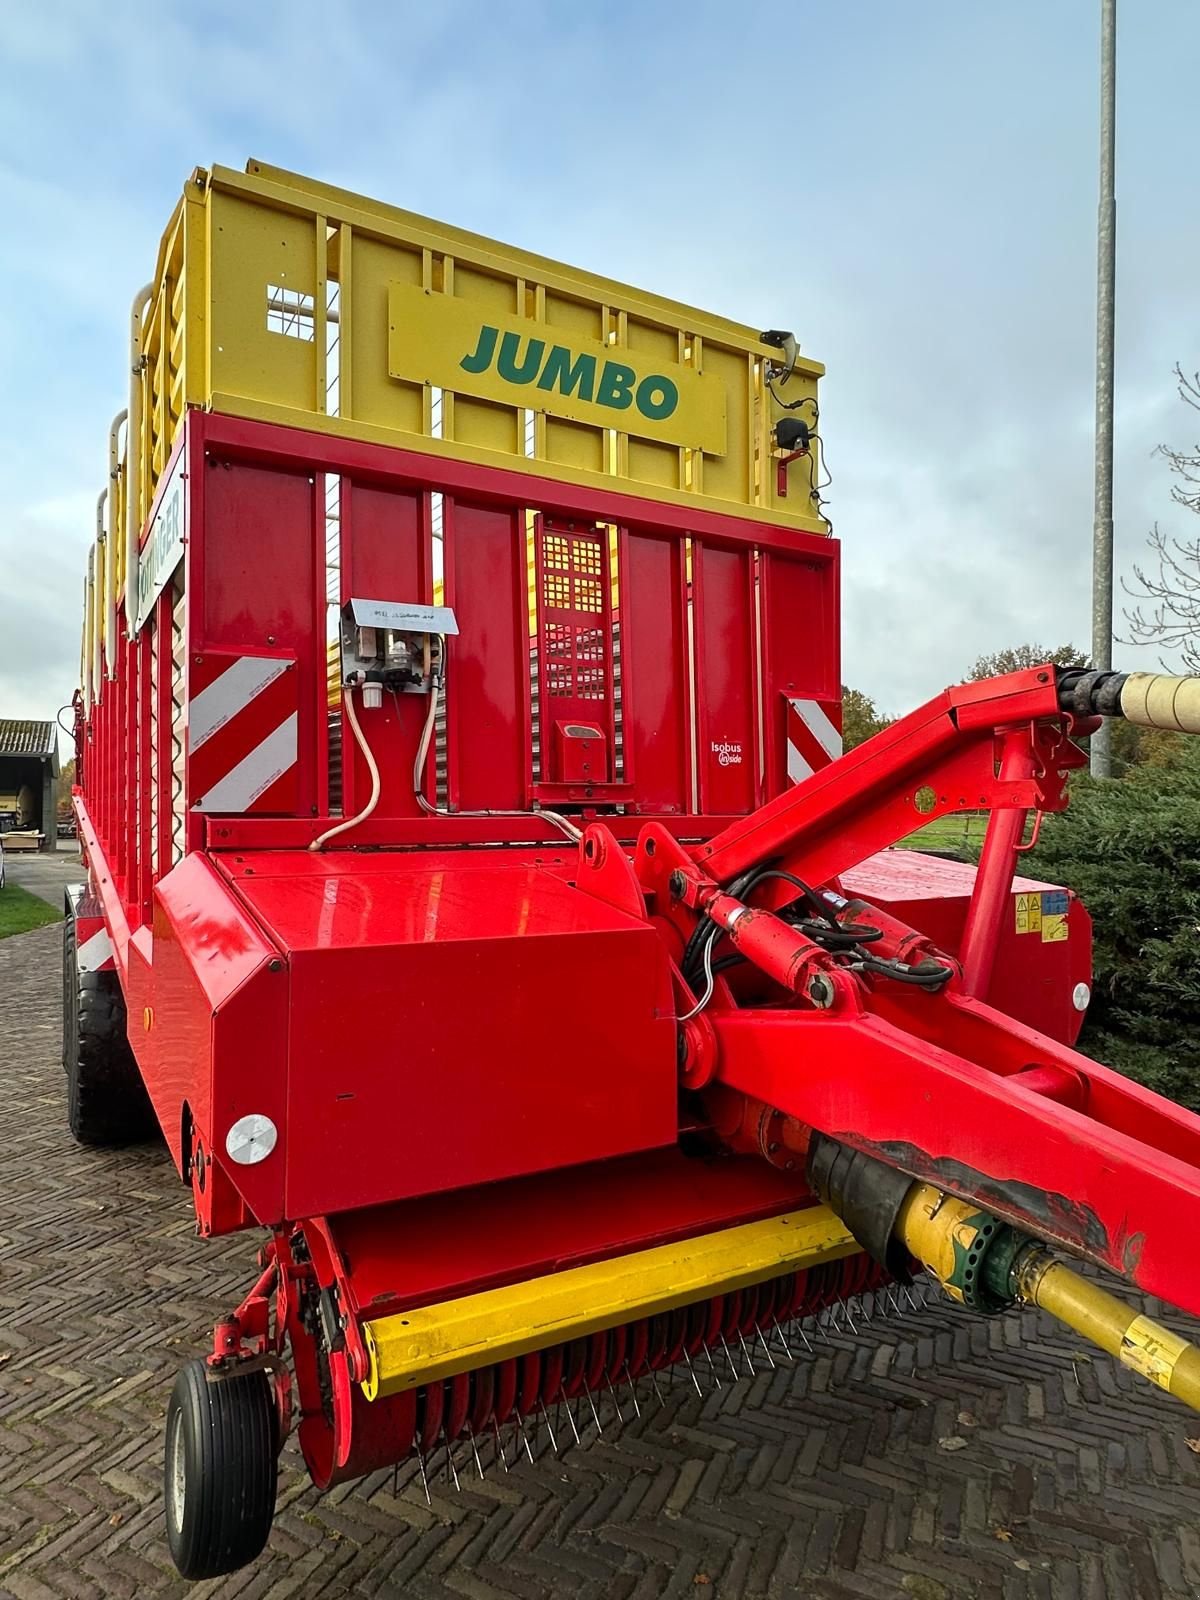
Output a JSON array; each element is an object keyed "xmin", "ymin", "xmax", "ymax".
[{"xmin": 1056, "ymin": 668, "xmax": 1127, "ymax": 719}]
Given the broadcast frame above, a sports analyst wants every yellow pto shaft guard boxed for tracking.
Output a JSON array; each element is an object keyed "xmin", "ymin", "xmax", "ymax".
[
  {"xmin": 896, "ymin": 1181, "xmax": 1200, "ymax": 1412},
  {"xmin": 1016, "ymin": 1254, "xmax": 1200, "ymax": 1409},
  {"xmin": 1120, "ymin": 671, "xmax": 1200, "ymax": 735}
]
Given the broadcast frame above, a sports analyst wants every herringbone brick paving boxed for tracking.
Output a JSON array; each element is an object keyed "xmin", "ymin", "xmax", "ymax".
[{"xmin": 2, "ymin": 922, "xmax": 1198, "ymax": 1599}]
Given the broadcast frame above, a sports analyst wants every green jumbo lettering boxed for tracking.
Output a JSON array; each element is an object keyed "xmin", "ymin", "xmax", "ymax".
[{"xmin": 459, "ymin": 324, "xmax": 679, "ymax": 422}]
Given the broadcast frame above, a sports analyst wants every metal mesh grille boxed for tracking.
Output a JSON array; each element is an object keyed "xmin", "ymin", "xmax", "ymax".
[{"xmin": 539, "ymin": 528, "xmax": 610, "ymax": 705}]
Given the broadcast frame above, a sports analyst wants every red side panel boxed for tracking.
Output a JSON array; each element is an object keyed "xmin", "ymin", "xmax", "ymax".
[
  {"xmin": 693, "ymin": 544, "xmax": 758, "ymax": 814},
  {"xmin": 442, "ymin": 501, "xmax": 529, "ymax": 811},
  {"xmin": 188, "ymin": 649, "xmax": 300, "ymax": 815},
  {"xmin": 339, "ymin": 480, "xmax": 433, "ymax": 819},
  {"xmin": 190, "ymin": 454, "xmax": 324, "ymax": 825},
  {"xmin": 618, "ymin": 531, "xmax": 691, "ymax": 814}
]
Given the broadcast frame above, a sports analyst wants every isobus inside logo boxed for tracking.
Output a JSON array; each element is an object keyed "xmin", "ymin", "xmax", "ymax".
[
  {"xmin": 711, "ymin": 740, "xmax": 744, "ymax": 767},
  {"xmin": 460, "ymin": 325, "xmax": 679, "ymax": 422}
]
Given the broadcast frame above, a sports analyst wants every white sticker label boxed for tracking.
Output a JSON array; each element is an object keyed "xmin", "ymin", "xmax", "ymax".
[
  {"xmin": 134, "ymin": 443, "xmax": 186, "ymax": 634},
  {"xmin": 711, "ymin": 740, "xmax": 744, "ymax": 767}
]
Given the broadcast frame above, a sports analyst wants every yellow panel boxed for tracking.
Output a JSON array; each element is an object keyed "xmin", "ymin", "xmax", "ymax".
[
  {"xmin": 544, "ymin": 414, "xmax": 605, "ymax": 475},
  {"xmin": 626, "ymin": 316, "xmax": 679, "ymax": 365},
  {"xmin": 388, "ymin": 282, "xmax": 726, "ymax": 455},
  {"xmin": 362, "ymin": 1205, "xmax": 858, "ymax": 1400},
  {"xmin": 348, "ymin": 232, "xmax": 424, "ymax": 436},
  {"xmin": 107, "ymin": 160, "xmax": 829, "ymax": 569},
  {"xmin": 543, "ymin": 291, "xmax": 605, "ymax": 342},
  {"xmin": 453, "ymin": 394, "xmax": 522, "ymax": 454},
  {"xmin": 627, "ymin": 437, "xmax": 680, "ymax": 490},
  {"xmin": 441, "ymin": 265, "xmax": 520, "ymax": 451},
  {"xmin": 209, "ymin": 190, "xmax": 319, "ymax": 413},
  {"xmin": 702, "ymin": 346, "xmax": 754, "ymax": 504}
]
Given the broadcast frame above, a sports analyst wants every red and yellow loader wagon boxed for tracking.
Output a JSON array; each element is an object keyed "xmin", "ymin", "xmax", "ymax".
[{"xmin": 68, "ymin": 160, "xmax": 1200, "ymax": 1580}]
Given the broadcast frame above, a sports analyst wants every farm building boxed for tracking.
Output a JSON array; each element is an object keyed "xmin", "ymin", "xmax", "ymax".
[{"xmin": 0, "ymin": 719, "xmax": 59, "ymax": 853}]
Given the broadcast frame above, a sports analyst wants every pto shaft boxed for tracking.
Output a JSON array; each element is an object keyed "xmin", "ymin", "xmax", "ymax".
[
  {"xmin": 896, "ymin": 1182, "xmax": 1200, "ymax": 1412},
  {"xmin": 1015, "ymin": 1253, "xmax": 1200, "ymax": 1409}
]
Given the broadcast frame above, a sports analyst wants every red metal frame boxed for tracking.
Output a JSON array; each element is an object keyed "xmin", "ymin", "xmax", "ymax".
[
  {"xmin": 618, "ymin": 668, "xmax": 1200, "ymax": 1310},
  {"xmin": 72, "ymin": 402, "xmax": 1200, "ymax": 1500}
]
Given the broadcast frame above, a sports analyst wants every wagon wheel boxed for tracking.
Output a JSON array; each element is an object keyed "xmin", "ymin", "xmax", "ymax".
[
  {"xmin": 62, "ymin": 912, "xmax": 155, "ymax": 1145},
  {"xmin": 164, "ymin": 1358, "xmax": 277, "ymax": 1579}
]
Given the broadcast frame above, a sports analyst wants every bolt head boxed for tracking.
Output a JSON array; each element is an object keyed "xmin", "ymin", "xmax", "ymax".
[{"xmin": 807, "ymin": 973, "xmax": 836, "ymax": 1010}]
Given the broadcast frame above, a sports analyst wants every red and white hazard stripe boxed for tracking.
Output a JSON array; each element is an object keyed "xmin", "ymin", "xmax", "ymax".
[
  {"xmin": 77, "ymin": 923, "xmax": 115, "ymax": 973},
  {"xmin": 69, "ymin": 884, "xmax": 115, "ymax": 973},
  {"xmin": 189, "ymin": 653, "xmax": 298, "ymax": 814},
  {"xmin": 786, "ymin": 697, "xmax": 843, "ymax": 785}
]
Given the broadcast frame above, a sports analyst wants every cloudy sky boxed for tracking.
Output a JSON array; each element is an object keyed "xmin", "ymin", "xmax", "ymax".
[{"xmin": 2, "ymin": 0, "xmax": 1198, "ymax": 731}]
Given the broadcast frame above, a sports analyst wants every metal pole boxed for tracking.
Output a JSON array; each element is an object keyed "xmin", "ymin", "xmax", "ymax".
[{"xmin": 1091, "ymin": 0, "xmax": 1117, "ymax": 777}]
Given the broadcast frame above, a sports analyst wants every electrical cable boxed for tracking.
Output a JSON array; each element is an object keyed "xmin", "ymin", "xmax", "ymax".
[
  {"xmin": 309, "ymin": 685, "xmax": 380, "ymax": 851},
  {"xmin": 412, "ymin": 641, "xmax": 582, "ymax": 844},
  {"xmin": 804, "ymin": 433, "xmax": 833, "ymax": 532},
  {"xmin": 766, "ymin": 378, "xmax": 819, "ymax": 415},
  {"xmin": 678, "ymin": 934, "xmax": 716, "ymax": 1022},
  {"xmin": 765, "ymin": 384, "xmax": 832, "ymax": 530}
]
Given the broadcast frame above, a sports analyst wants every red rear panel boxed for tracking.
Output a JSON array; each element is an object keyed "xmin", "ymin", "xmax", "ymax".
[
  {"xmin": 217, "ymin": 851, "xmax": 678, "ymax": 1219},
  {"xmin": 618, "ymin": 530, "xmax": 692, "ymax": 813},
  {"xmin": 188, "ymin": 453, "xmax": 325, "ymax": 836}
]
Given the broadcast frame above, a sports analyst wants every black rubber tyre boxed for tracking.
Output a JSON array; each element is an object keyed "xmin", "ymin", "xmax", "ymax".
[
  {"xmin": 62, "ymin": 914, "xmax": 156, "ymax": 1145},
  {"xmin": 164, "ymin": 1358, "xmax": 277, "ymax": 1579}
]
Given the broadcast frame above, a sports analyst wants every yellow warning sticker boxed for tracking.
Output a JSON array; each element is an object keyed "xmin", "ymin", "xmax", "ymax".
[
  {"xmin": 1015, "ymin": 890, "xmax": 1069, "ymax": 941},
  {"xmin": 1015, "ymin": 892, "xmax": 1042, "ymax": 935},
  {"xmin": 1120, "ymin": 1315, "xmax": 1189, "ymax": 1391}
]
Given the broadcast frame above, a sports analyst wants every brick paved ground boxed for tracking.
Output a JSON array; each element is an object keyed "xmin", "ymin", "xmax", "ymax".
[{"xmin": 3, "ymin": 921, "xmax": 1199, "ymax": 1600}]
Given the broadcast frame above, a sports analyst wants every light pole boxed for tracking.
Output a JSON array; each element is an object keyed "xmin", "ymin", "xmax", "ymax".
[{"xmin": 1091, "ymin": 0, "xmax": 1117, "ymax": 777}]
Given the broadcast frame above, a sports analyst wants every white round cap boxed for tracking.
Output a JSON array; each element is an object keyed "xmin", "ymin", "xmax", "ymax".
[{"xmin": 225, "ymin": 1113, "xmax": 278, "ymax": 1166}]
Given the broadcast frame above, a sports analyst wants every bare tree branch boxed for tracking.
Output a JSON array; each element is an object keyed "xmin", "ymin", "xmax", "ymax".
[{"xmin": 1119, "ymin": 367, "xmax": 1200, "ymax": 673}]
